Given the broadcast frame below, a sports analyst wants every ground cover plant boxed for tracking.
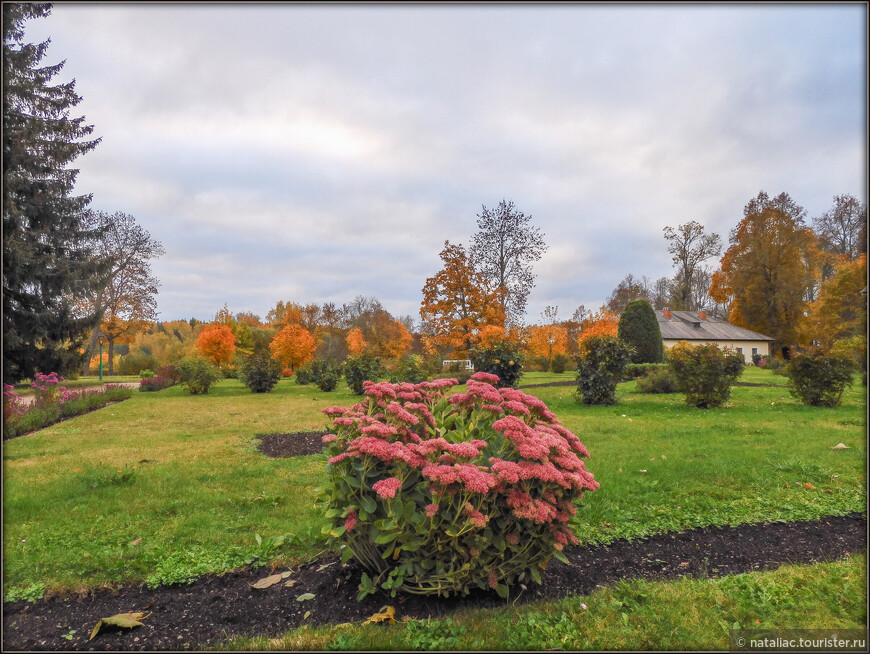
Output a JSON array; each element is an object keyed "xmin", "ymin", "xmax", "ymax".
[{"xmin": 2, "ymin": 366, "xmax": 865, "ymax": 648}]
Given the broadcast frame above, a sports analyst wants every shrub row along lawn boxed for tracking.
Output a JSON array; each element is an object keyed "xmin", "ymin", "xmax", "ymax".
[{"xmin": 3, "ymin": 368, "xmax": 866, "ymax": 633}]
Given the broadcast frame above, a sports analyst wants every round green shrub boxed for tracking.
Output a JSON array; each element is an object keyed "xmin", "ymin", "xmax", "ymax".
[
  {"xmin": 471, "ymin": 341, "xmax": 524, "ymax": 388},
  {"xmin": 667, "ymin": 341, "xmax": 744, "ymax": 408},
  {"xmin": 345, "ymin": 354, "xmax": 386, "ymax": 395},
  {"xmin": 139, "ymin": 369, "xmax": 156, "ymax": 379},
  {"xmin": 575, "ymin": 335, "xmax": 634, "ymax": 406},
  {"xmin": 617, "ymin": 300, "xmax": 663, "ymax": 364},
  {"xmin": 239, "ymin": 352, "xmax": 282, "ymax": 393},
  {"xmin": 319, "ymin": 372, "xmax": 599, "ymax": 599},
  {"xmin": 310, "ymin": 358, "xmax": 341, "ymax": 392},
  {"xmin": 389, "ymin": 354, "xmax": 429, "ymax": 385},
  {"xmin": 786, "ymin": 349, "xmax": 856, "ymax": 407},
  {"xmin": 295, "ymin": 362, "xmax": 314, "ymax": 385},
  {"xmin": 177, "ymin": 355, "xmax": 222, "ymax": 395}
]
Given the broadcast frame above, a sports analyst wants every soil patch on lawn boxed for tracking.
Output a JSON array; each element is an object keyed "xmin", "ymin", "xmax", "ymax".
[
  {"xmin": 3, "ymin": 513, "xmax": 864, "ymax": 651},
  {"xmin": 255, "ymin": 432, "xmax": 327, "ymax": 458},
  {"xmin": 519, "ymin": 380, "xmax": 787, "ymax": 390}
]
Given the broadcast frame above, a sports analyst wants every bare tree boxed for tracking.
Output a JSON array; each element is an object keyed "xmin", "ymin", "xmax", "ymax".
[
  {"xmin": 470, "ymin": 200, "xmax": 547, "ymax": 326},
  {"xmin": 81, "ymin": 211, "xmax": 164, "ymax": 375},
  {"xmin": 651, "ymin": 276, "xmax": 671, "ymax": 310},
  {"xmin": 813, "ymin": 194, "xmax": 867, "ymax": 278},
  {"xmin": 605, "ymin": 274, "xmax": 652, "ymax": 312},
  {"xmin": 663, "ymin": 221, "xmax": 722, "ymax": 311}
]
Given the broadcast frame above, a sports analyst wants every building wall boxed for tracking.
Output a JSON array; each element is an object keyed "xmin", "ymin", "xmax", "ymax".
[{"xmin": 662, "ymin": 339, "xmax": 771, "ymax": 364}]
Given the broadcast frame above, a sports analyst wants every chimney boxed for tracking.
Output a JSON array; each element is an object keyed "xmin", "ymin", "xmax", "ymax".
[
  {"xmin": 698, "ymin": 310, "xmax": 706, "ymax": 320},
  {"xmin": 663, "ymin": 307, "xmax": 671, "ymax": 319}
]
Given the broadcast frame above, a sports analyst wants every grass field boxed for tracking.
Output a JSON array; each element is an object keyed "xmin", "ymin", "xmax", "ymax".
[{"xmin": 2, "ymin": 367, "xmax": 866, "ymax": 646}]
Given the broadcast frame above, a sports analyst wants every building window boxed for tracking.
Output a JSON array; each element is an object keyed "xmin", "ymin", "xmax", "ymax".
[
  {"xmin": 736, "ymin": 347, "xmax": 743, "ymax": 355},
  {"xmin": 752, "ymin": 347, "xmax": 758, "ymax": 356}
]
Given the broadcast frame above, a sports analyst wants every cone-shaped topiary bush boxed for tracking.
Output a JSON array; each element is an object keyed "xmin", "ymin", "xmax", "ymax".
[
  {"xmin": 617, "ymin": 299, "xmax": 663, "ymax": 364},
  {"xmin": 319, "ymin": 372, "xmax": 599, "ymax": 599}
]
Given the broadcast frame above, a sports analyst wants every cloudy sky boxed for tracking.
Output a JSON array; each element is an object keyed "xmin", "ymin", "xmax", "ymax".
[{"xmin": 22, "ymin": 2, "xmax": 868, "ymax": 325}]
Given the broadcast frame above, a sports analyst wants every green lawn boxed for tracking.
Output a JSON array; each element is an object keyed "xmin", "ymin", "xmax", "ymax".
[{"xmin": 3, "ymin": 367, "xmax": 866, "ymax": 644}]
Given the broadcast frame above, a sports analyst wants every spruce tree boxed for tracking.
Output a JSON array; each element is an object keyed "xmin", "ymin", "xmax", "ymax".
[
  {"xmin": 3, "ymin": 3, "xmax": 108, "ymax": 382},
  {"xmin": 617, "ymin": 299, "xmax": 664, "ymax": 364}
]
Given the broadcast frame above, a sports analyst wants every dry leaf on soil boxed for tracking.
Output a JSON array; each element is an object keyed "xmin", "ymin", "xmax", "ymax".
[
  {"xmin": 365, "ymin": 606, "xmax": 396, "ymax": 625},
  {"xmin": 89, "ymin": 611, "xmax": 151, "ymax": 641},
  {"xmin": 250, "ymin": 574, "xmax": 283, "ymax": 589}
]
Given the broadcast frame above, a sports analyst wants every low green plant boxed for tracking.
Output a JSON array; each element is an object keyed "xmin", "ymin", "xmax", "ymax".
[
  {"xmin": 344, "ymin": 354, "xmax": 386, "ymax": 395},
  {"xmin": 403, "ymin": 618, "xmax": 468, "ymax": 651},
  {"xmin": 389, "ymin": 354, "xmax": 429, "ymax": 384},
  {"xmin": 623, "ymin": 362, "xmax": 666, "ymax": 380},
  {"xmin": 575, "ymin": 335, "xmax": 633, "ymax": 406},
  {"xmin": 550, "ymin": 353, "xmax": 572, "ymax": 374},
  {"xmin": 239, "ymin": 352, "xmax": 282, "ymax": 393},
  {"xmin": 177, "ymin": 355, "xmax": 222, "ymax": 395},
  {"xmin": 636, "ymin": 366, "xmax": 679, "ymax": 394},
  {"xmin": 786, "ymin": 349, "xmax": 856, "ymax": 407},
  {"xmin": 667, "ymin": 341, "xmax": 744, "ymax": 408},
  {"xmin": 139, "ymin": 369, "xmax": 156, "ymax": 379},
  {"xmin": 319, "ymin": 372, "xmax": 599, "ymax": 600}
]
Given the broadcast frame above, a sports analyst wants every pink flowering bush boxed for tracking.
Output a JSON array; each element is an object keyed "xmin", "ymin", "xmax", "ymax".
[{"xmin": 318, "ymin": 371, "xmax": 599, "ymax": 599}]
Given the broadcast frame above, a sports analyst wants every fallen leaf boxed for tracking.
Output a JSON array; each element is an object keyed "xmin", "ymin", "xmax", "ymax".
[
  {"xmin": 316, "ymin": 562, "xmax": 335, "ymax": 572},
  {"xmin": 284, "ymin": 579, "xmax": 297, "ymax": 588},
  {"xmin": 250, "ymin": 574, "xmax": 283, "ymax": 589},
  {"xmin": 296, "ymin": 593, "xmax": 315, "ymax": 601},
  {"xmin": 280, "ymin": 571, "xmax": 293, "ymax": 579},
  {"xmin": 803, "ymin": 483, "xmax": 816, "ymax": 490},
  {"xmin": 303, "ymin": 610, "xmax": 311, "ymax": 620},
  {"xmin": 365, "ymin": 605, "xmax": 396, "ymax": 625},
  {"xmin": 128, "ymin": 538, "xmax": 143, "ymax": 547},
  {"xmin": 89, "ymin": 611, "xmax": 151, "ymax": 641},
  {"xmin": 679, "ymin": 562, "xmax": 690, "ymax": 567},
  {"xmin": 831, "ymin": 443, "xmax": 850, "ymax": 449}
]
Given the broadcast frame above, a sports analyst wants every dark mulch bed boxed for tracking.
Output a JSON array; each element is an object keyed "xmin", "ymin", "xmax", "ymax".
[
  {"xmin": 3, "ymin": 513, "xmax": 864, "ymax": 651},
  {"xmin": 255, "ymin": 432, "xmax": 327, "ymax": 458},
  {"xmin": 519, "ymin": 380, "xmax": 787, "ymax": 390}
]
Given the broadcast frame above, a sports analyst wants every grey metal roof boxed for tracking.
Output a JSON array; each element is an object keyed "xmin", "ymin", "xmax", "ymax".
[{"xmin": 656, "ymin": 310, "xmax": 774, "ymax": 342}]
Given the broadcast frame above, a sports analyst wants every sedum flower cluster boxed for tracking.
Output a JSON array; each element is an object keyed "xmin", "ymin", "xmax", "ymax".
[{"xmin": 319, "ymin": 372, "xmax": 599, "ymax": 599}]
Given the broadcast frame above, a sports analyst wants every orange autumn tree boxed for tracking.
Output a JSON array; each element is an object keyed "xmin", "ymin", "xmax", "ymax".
[
  {"xmin": 346, "ymin": 328, "xmax": 368, "ymax": 356},
  {"xmin": 526, "ymin": 323, "xmax": 569, "ymax": 361},
  {"xmin": 196, "ymin": 324, "xmax": 236, "ymax": 368},
  {"xmin": 577, "ymin": 307, "xmax": 620, "ymax": 348},
  {"xmin": 420, "ymin": 240, "xmax": 506, "ymax": 358},
  {"xmin": 270, "ymin": 323, "xmax": 317, "ymax": 372},
  {"xmin": 367, "ymin": 314, "xmax": 414, "ymax": 359}
]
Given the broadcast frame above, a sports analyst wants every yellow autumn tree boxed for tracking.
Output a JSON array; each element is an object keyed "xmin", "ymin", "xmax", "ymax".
[
  {"xmin": 800, "ymin": 254, "xmax": 867, "ymax": 350},
  {"xmin": 526, "ymin": 323, "xmax": 569, "ymax": 361}
]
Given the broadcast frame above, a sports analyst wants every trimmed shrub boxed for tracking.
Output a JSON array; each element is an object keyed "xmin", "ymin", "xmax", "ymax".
[
  {"xmin": 760, "ymin": 356, "xmax": 787, "ymax": 376},
  {"xmin": 177, "ymin": 355, "xmax": 222, "ymax": 395},
  {"xmin": 471, "ymin": 341, "xmax": 524, "ymax": 389},
  {"xmin": 310, "ymin": 358, "xmax": 341, "ymax": 392},
  {"xmin": 636, "ymin": 366, "xmax": 679, "ymax": 394},
  {"xmin": 617, "ymin": 300, "xmax": 663, "ymax": 364},
  {"xmin": 786, "ymin": 349, "xmax": 856, "ymax": 407},
  {"xmin": 550, "ymin": 353, "xmax": 572, "ymax": 374},
  {"xmin": 239, "ymin": 352, "xmax": 282, "ymax": 393},
  {"xmin": 319, "ymin": 372, "xmax": 599, "ymax": 600},
  {"xmin": 139, "ymin": 369, "xmax": 156, "ymax": 379},
  {"xmin": 345, "ymin": 354, "xmax": 386, "ymax": 395},
  {"xmin": 575, "ymin": 335, "xmax": 634, "ymax": 406},
  {"xmin": 667, "ymin": 341, "xmax": 744, "ymax": 408}
]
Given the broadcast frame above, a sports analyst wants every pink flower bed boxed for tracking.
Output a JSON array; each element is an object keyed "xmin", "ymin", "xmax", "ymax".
[{"xmin": 319, "ymin": 372, "xmax": 599, "ymax": 599}]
